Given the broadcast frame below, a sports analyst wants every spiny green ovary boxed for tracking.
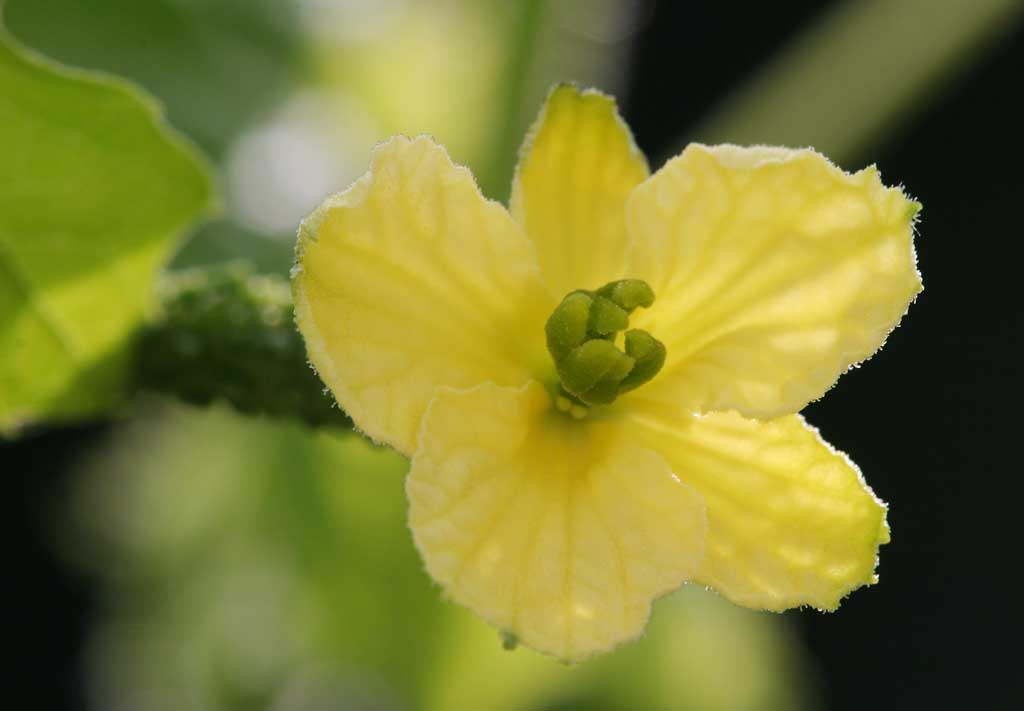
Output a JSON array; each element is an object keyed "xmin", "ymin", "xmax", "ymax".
[
  {"xmin": 545, "ymin": 279, "xmax": 666, "ymax": 406},
  {"xmin": 139, "ymin": 265, "xmax": 351, "ymax": 429}
]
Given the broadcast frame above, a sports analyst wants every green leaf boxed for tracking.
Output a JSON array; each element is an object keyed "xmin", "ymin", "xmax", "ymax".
[
  {"xmin": 0, "ymin": 28, "xmax": 214, "ymax": 434},
  {"xmin": 3, "ymin": 0, "xmax": 306, "ymax": 161},
  {"xmin": 4, "ymin": 0, "xmax": 310, "ymax": 272}
]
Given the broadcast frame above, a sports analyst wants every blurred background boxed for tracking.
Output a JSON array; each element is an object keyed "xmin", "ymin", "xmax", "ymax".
[{"xmin": 4, "ymin": 0, "xmax": 1023, "ymax": 708}]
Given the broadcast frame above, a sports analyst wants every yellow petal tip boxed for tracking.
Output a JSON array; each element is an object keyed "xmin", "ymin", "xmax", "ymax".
[{"xmin": 511, "ymin": 84, "xmax": 649, "ymax": 298}]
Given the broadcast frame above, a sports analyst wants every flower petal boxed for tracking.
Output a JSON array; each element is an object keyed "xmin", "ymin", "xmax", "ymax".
[
  {"xmin": 293, "ymin": 136, "xmax": 552, "ymax": 455},
  {"xmin": 510, "ymin": 85, "xmax": 650, "ymax": 298},
  {"xmin": 626, "ymin": 144, "xmax": 921, "ymax": 419},
  {"xmin": 407, "ymin": 381, "xmax": 705, "ymax": 660},
  {"xmin": 626, "ymin": 403, "xmax": 889, "ymax": 611}
]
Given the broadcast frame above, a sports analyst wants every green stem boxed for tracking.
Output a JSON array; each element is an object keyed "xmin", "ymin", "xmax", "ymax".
[
  {"xmin": 683, "ymin": 0, "xmax": 1024, "ymax": 164},
  {"xmin": 477, "ymin": 0, "xmax": 547, "ymax": 201}
]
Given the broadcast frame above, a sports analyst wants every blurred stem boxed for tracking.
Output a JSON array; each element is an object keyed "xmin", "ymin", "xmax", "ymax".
[
  {"xmin": 681, "ymin": 0, "xmax": 1024, "ymax": 164},
  {"xmin": 136, "ymin": 264, "xmax": 351, "ymax": 430},
  {"xmin": 478, "ymin": 0, "xmax": 547, "ymax": 201}
]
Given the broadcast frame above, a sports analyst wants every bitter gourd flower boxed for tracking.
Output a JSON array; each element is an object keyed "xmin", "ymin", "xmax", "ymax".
[{"xmin": 292, "ymin": 85, "xmax": 921, "ymax": 661}]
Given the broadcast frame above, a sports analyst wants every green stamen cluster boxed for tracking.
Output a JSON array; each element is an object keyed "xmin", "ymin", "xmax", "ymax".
[{"xmin": 545, "ymin": 279, "xmax": 666, "ymax": 408}]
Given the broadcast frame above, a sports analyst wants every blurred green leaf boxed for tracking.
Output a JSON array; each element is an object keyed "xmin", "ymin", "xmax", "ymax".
[
  {"xmin": 4, "ymin": 0, "xmax": 309, "ymax": 273},
  {"xmin": 0, "ymin": 28, "xmax": 213, "ymax": 433},
  {"xmin": 3, "ymin": 0, "xmax": 306, "ymax": 160}
]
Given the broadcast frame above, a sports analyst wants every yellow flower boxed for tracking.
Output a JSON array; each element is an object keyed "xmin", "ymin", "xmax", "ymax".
[{"xmin": 292, "ymin": 85, "xmax": 920, "ymax": 661}]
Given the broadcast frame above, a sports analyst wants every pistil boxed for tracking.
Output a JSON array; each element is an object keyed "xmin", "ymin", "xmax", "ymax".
[{"xmin": 545, "ymin": 279, "xmax": 666, "ymax": 409}]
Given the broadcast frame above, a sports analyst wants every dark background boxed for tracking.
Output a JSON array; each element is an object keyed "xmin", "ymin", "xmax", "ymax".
[{"xmin": 7, "ymin": 1, "xmax": 1022, "ymax": 708}]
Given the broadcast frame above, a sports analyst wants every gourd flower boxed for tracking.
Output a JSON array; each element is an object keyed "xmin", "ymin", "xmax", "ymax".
[{"xmin": 292, "ymin": 85, "xmax": 921, "ymax": 661}]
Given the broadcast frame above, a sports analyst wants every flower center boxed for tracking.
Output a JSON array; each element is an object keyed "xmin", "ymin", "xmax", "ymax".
[{"xmin": 544, "ymin": 279, "xmax": 666, "ymax": 411}]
